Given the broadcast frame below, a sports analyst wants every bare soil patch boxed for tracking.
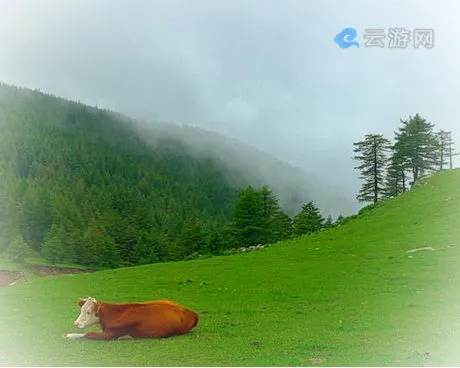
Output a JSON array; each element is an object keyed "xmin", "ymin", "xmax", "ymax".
[
  {"xmin": 24, "ymin": 265, "xmax": 94, "ymax": 276},
  {"xmin": 0, "ymin": 265, "xmax": 94, "ymax": 287},
  {"xmin": 0, "ymin": 270, "xmax": 25, "ymax": 287}
]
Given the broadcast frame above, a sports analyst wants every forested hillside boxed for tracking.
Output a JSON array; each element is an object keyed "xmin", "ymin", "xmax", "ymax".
[
  {"xmin": 0, "ymin": 83, "xmax": 332, "ymax": 268},
  {"xmin": 131, "ymin": 121, "xmax": 356, "ymax": 217},
  {"xmin": 0, "ymin": 83, "xmax": 249, "ymax": 267}
]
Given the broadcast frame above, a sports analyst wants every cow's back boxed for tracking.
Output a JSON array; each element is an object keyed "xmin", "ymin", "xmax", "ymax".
[{"xmin": 110, "ymin": 301, "xmax": 199, "ymax": 339}]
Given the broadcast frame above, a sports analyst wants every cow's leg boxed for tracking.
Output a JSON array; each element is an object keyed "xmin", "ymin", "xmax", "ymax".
[
  {"xmin": 63, "ymin": 333, "xmax": 86, "ymax": 340},
  {"xmin": 83, "ymin": 331, "xmax": 121, "ymax": 340},
  {"xmin": 63, "ymin": 331, "xmax": 120, "ymax": 340}
]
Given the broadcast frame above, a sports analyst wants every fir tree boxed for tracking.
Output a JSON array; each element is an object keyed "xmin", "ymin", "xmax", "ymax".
[
  {"xmin": 383, "ymin": 149, "xmax": 408, "ymax": 198},
  {"xmin": 231, "ymin": 186, "xmax": 265, "ymax": 247},
  {"xmin": 434, "ymin": 130, "xmax": 451, "ymax": 170},
  {"xmin": 444, "ymin": 131, "xmax": 459, "ymax": 169},
  {"xmin": 353, "ymin": 134, "xmax": 391, "ymax": 203},
  {"xmin": 292, "ymin": 201, "xmax": 324, "ymax": 236},
  {"xmin": 393, "ymin": 114, "xmax": 438, "ymax": 183},
  {"xmin": 323, "ymin": 215, "xmax": 333, "ymax": 229},
  {"xmin": 3, "ymin": 234, "xmax": 33, "ymax": 263},
  {"xmin": 259, "ymin": 186, "xmax": 288, "ymax": 243},
  {"xmin": 41, "ymin": 223, "xmax": 74, "ymax": 265}
]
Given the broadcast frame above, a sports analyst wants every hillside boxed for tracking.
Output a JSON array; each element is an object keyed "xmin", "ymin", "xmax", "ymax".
[
  {"xmin": 0, "ymin": 83, "xmax": 351, "ymax": 268},
  {"xmin": 130, "ymin": 120, "xmax": 357, "ymax": 217},
  {"xmin": 0, "ymin": 169, "xmax": 459, "ymax": 366},
  {"xmin": 0, "ymin": 83, "xmax": 249, "ymax": 266}
]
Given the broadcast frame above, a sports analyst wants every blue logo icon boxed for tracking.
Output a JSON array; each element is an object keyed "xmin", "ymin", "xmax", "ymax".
[{"xmin": 334, "ymin": 27, "xmax": 359, "ymax": 48}]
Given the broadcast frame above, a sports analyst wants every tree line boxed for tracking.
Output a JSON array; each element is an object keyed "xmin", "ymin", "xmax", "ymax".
[
  {"xmin": 2, "ymin": 182, "xmax": 334, "ymax": 267},
  {"xmin": 353, "ymin": 114, "xmax": 458, "ymax": 204},
  {"xmin": 0, "ymin": 83, "xmax": 335, "ymax": 268},
  {"xmin": 5, "ymin": 86, "xmax": 448, "ymax": 270}
]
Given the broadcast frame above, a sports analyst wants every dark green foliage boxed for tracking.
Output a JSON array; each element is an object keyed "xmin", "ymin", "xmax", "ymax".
[
  {"xmin": 356, "ymin": 114, "xmax": 458, "ymax": 201},
  {"xmin": 383, "ymin": 149, "xmax": 408, "ymax": 199},
  {"xmin": 230, "ymin": 185, "xmax": 292, "ymax": 247},
  {"xmin": 393, "ymin": 114, "xmax": 438, "ymax": 183},
  {"xmin": 206, "ymin": 230, "xmax": 224, "ymax": 255},
  {"xmin": 170, "ymin": 217, "xmax": 208, "ymax": 261},
  {"xmin": 0, "ymin": 83, "xmax": 333, "ymax": 266},
  {"xmin": 77, "ymin": 220, "xmax": 119, "ymax": 268},
  {"xmin": 271, "ymin": 210, "xmax": 293, "ymax": 240},
  {"xmin": 259, "ymin": 186, "xmax": 292, "ymax": 243},
  {"xmin": 292, "ymin": 201, "xmax": 324, "ymax": 236},
  {"xmin": 0, "ymin": 168, "xmax": 17, "ymax": 251},
  {"xmin": 323, "ymin": 215, "xmax": 333, "ymax": 228},
  {"xmin": 3, "ymin": 234, "xmax": 32, "ymax": 263},
  {"xmin": 211, "ymin": 225, "xmax": 236, "ymax": 251},
  {"xmin": 231, "ymin": 186, "xmax": 266, "ymax": 247},
  {"xmin": 353, "ymin": 134, "xmax": 391, "ymax": 204},
  {"xmin": 382, "ymin": 115, "xmax": 457, "ymax": 200},
  {"xmin": 0, "ymin": 83, "xmax": 245, "ymax": 267},
  {"xmin": 335, "ymin": 214, "xmax": 344, "ymax": 226},
  {"xmin": 41, "ymin": 224, "xmax": 75, "ymax": 265}
]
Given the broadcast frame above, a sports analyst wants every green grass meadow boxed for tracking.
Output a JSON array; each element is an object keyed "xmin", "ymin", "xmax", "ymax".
[{"xmin": 1, "ymin": 170, "xmax": 460, "ymax": 366}]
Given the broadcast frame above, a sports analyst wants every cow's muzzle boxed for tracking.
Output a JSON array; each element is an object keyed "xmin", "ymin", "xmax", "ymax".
[{"xmin": 74, "ymin": 321, "xmax": 81, "ymax": 328}]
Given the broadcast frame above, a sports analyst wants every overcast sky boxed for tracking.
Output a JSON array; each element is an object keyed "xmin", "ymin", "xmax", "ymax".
[{"xmin": 0, "ymin": 0, "xmax": 458, "ymax": 213}]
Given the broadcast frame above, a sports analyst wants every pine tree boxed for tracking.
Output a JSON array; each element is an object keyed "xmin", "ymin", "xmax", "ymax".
[
  {"xmin": 335, "ymin": 215, "xmax": 344, "ymax": 226},
  {"xmin": 133, "ymin": 230, "xmax": 161, "ymax": 265},
  {"xmin": 393, "ymin": 114, "xmax": 438, "ymax": 184},
  {"xmin": 292, "ymin": 201, "xmax": 324, "ymax": 236},
  {"xmin": 434, "ymin": 130, "xmax": 451, "ymax": 170},
  {"xmin": 212, "ymin": 224, "xmax": 235, "ymax": 251},
  {"xmin": 271, "ymin": 210, "xmax": 293, "ymax": 241},
  {"xmin": 259, "ymin": 186, "xmax": 288, "ymax": 243},
  {"xmin": 323, "ymin": 215, "xmax": 333, "ymax": 229},
  {"xmin": 353, "ymin": 134, "xmax": 391, "ymax": 203},
  {"xmin": 16, "ymin": 181, "xmax": 53, "ymax": 252},
  {"xmin": 78, "ymin": 221, "xmax": 119, "ymax": 268},
  {"xmin": 170, "ymin": 217, "xmax": 207, "ymax": 260},
  {"xmin": 41, "ymin": 224, "xmax": 67, "ymax": 265},
  {"xmin": 206, "ymin": 230, "xmax": 223, "ymax": 255},
  {"xmin": 383, "ymin": 149, "xmax": 408, "ymax": 198},
  {"xmin": 3, "ymin": 234, "xmax": 33, "ymax": 263},
  {"xmin": 0, "ymin": 167, "xmax": 15, "ymax": 251},
  {"xmin": 231, "ymin": 186, "xmax": 265, "ymax": 247},
  {"xmin": 444, "ymin": 131, "xmax": 459, "ymax": 169}
]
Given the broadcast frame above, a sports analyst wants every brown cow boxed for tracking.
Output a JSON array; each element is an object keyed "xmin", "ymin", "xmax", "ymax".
[{"xmin": 63, "ymin": 297, "xmax": 199, "ymax": 340}]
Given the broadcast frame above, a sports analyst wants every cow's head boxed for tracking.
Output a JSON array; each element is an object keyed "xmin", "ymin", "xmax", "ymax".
[{"xmin": 74, "ymin": 297, "xmax": 100, "ymax": 328}]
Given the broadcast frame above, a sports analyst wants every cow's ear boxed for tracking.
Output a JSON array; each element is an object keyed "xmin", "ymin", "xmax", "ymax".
[{"xmin": 78, "ymin": 298, "xmax": 86, "ymax": 307}]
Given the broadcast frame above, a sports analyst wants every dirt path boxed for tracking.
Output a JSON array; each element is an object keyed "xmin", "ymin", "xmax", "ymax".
[
  {"xmin": 24, "ymin": 265, "xmax": 94, "ymax": 276},
  {"xmin": 0, "ymin": 265, "xmax": 94, "ymax": 287},
  {"xmin": 0, "ymin": 271, "xmax": 25, "ymax": 287}
]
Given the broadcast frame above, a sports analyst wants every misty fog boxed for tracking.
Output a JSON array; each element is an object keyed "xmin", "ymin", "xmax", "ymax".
[{"xmin": 0, "ymin": 0, "xmax": 459, "ymax": 216}]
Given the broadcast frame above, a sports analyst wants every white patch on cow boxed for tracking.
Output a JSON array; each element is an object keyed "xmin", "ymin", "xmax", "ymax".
[
  {"xmin": 63, "ymin": 333, "xmax": 86, "ymax": 339},
  {"xmin": 74, "ymin": 296, "xmax": 100, "ymax": 328}
]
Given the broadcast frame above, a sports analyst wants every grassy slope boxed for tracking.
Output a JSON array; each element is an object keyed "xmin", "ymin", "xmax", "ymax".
[
  {"xmin": 0, "ymin": 255, "xmax": 94, "ymax": 272},
  {"xmin": 0, "ymin": 170, "xmax": 459, "ymax": 367}
]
